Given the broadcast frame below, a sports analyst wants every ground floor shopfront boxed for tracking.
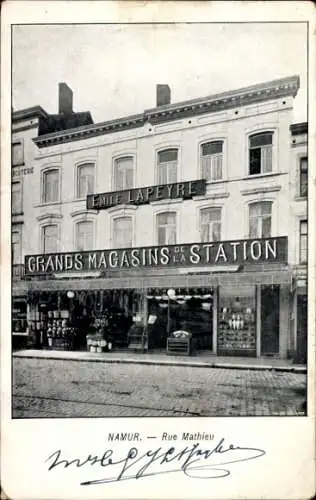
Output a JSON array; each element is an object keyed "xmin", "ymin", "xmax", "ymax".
[{"xmin": 12, "ymin": 265, "xmax": 306, "ymax": 360}]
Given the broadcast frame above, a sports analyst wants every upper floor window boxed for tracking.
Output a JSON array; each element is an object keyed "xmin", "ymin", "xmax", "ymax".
[
  {"xmin": 12, "ymin": 141, "xmax": 24, "ymax": 166},
  {"xmin": 75, "ymin": 221, "xmax": 93, "ymax": 251},
  {"xmin": 12, "ymin": 227, "xmax": 22, "ymax": 264},
  {"xmin": 157, "ymin": 212, "xmax": 177, "ymax": 245},
  {"xmin": 249, "ymin": 201, "xmax": 272, "ymax": 238},
  {"xmin": 42, "ymin": 169, "xmax": 60, "ymax": 203},
  {"xmin": 300, "ymin": 220, "xmax": 308, "ymax": 264},
  {"xmin": 157, "ymin": 149, "xmax": 178, "ymax": 184},
  {"xmin": 200, "ymin": 141, "xmax": 223, "ymax": 181},
  {"xmin": 42, "ymin": 224, "xmax": 58, "ymax": 254},
  {"xmin": 200, "ymin": 207, "xmax": 222, "ymax": 242},
  {"xmin": 299, "ymin": 157, "xmax": 308, "ymax": 198},
  {"xmin": 113, "ymin": 217, "xmax": 132, "ymax": 248},
  {"xmin": 249, "ymin": 132, "xmax": 273, "ymax": 175},
  {"xmin": 77, "ymin": 164, "xmax": 95, "ymax": 199},
  {"xmin": 12, "ymin": 181, "xmax": 22, "ymax": 214},
  {"xmin": 114, "ymin": 157, "xmax": 133, "ymax": 191}
]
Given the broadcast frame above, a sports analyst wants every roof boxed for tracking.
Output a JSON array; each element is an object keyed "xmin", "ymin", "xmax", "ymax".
[
  {"xmin": 12, "ymin": 106, "xmax": 49, "ymax": 122},
  {"xmin": 290, "ymin": 122, "xmax": 308, "ymax": 135},
  {"xmin": 33, "ymin": 74, "xmax": 300, "ymax": 149}
]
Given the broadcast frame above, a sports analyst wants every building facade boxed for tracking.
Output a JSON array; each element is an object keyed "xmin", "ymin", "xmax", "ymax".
[{"xmin": 12, "ymin": 75, "xmax": 308, "ymax": 360}]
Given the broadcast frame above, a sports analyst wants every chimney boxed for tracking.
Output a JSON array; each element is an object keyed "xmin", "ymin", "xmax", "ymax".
[
  {"xmin": 156, "ymin": 84, "xmax": 171, "ymax": 107},
  {"xmin": 58, "ymin": 82, "xmax": 73, "ymax": 115}
]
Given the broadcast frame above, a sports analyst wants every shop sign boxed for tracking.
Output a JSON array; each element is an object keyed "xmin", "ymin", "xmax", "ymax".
[
  {"xmin": 12, "ymin": 166, "xmax": 34, "ymax": 177},
  {"xmin": 25, "ymin": 236, "xmax": 287, "ymax": 276},
  {"xmin": 86, "ymin": 179, "xmax": 206, "ymax": 210}
]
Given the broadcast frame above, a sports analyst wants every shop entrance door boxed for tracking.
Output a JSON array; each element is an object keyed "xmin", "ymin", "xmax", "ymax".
[{"xmin": 261, "ymin": 285, "xmax": 280, "ymax": 355}]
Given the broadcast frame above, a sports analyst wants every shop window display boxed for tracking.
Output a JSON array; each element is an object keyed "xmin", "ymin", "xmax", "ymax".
[{"xmin": 218, "ymin": 285, "xmax": 256, "ymax": 356}]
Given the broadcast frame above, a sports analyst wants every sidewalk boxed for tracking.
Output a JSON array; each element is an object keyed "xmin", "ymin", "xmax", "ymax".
[{"xmin": 13, "ymin": 348, "xmax": 307, "ymax": 373}]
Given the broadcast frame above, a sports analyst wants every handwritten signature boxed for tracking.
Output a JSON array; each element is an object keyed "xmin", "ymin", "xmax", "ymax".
[{"xmin": 45, "ymin": 438, "xmax": 266, "ymax": 485}]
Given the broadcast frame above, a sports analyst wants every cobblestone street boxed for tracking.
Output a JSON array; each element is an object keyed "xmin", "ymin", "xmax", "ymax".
[{"xmin": 12, "ymin": 357, "xmax": 307, "ymax": 418}]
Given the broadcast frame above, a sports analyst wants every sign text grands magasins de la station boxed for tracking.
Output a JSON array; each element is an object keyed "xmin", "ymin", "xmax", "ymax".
[
  {"xmin": 25, "ymin": 237, "xmax": 287, "ymax": 276},
  {"xmin": 86, "ymin": 179, "xmax": 206, "ymax": 209}
]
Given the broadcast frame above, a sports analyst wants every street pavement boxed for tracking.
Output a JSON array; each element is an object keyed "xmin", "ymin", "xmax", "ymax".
[{"xmin": 12, "ymin": 357, "xmax": 307, "ymax": 418}]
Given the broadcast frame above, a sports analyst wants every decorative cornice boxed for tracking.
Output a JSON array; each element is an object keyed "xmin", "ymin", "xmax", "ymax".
[
  {"xmin": 36, "ymin": 213, "xmax": 63, "ymax": 221},
  {"xmin": 70, "ymin": 209, "xmax": 98, "ymax": 218},
  {"xmin": 107, "ymin": 204, "xmax": 138, "ymax": 214},
  {"xmin": 193, "ymin": 192, "xmax": 230, "ymax": 201},
  {"xmin": 241, "ymin": 185, "xmax": 282, "ymax": 196},
  {"xmin": 33, "ymin": 75, "xmax": 300, "ymax": 149}
]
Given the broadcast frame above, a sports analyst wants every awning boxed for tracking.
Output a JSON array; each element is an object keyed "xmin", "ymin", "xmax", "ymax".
[{"xmin": 24, "ymin": 268, "xmax": 292, "ymax": 292}]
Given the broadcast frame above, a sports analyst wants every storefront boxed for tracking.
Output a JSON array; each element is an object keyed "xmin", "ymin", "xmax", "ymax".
[{"xmin": 19, "ymin": 235, "xmax": 295, "ymax": 359}]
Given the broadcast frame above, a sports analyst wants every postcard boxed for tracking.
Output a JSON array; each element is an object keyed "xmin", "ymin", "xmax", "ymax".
[{"xmin": 1, "ymin": 1, "xmax": 315, "ymax": 499}]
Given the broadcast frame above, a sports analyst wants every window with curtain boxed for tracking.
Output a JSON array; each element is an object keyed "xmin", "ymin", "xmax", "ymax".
[
  {"xmin": 300, "ymin": 220, "xmax": 308, "ymax": 264},
  {"xmin": 42, "ymin": 225, "xmax": 58, "ymax": 254},
  {"xmin": 75, "ymin": 221, "xmax": 93, "ymax": 251},
  {"xmin": 299, "ymin": 157, "xmax": 308, "ymax": 198},
  {"xmin": 200, "ymin": 141, "xmax": 223, "ymax": 181},
  {"xmin": 77, "ymin": 164, "xmax": 95, "ymax": 198},
  {"xmin": 114, "ymin": 157, "xmax": 133, "ymax": 190},
  {"xmin": 157, "ymin": 212, "xmax": 177, "ymax": 245},
  {"xmin": 249, "ymin": 202, "xmax": 272, "ymax": 238},
  {"xmin": 42, "ymin": 169, "xmax": 60, "ymax": 203},
  {"xmin": 12, "ymin": 228, "xmax": 22, "ymax": 263},
  {"xmin": 249, "ymin": 132, "xmax": 273, "ymax": 175},
  {"xmin": 113, "ymin": 217, "xmax": 132, "ymax": 248},
  {"xmin": 157, "ymin": 149, "xmax": 178, "ymax": 184},
  {"xmin": 12, "ymin": 181, "xmax": 22, "ymax": 213},
  {"xmin": 12, "ymin": 141, "xmax": 24, "ymax": 166},
  {"xmin": 200, "ymin": 207, "xmax": 222, "ymax": 242}
]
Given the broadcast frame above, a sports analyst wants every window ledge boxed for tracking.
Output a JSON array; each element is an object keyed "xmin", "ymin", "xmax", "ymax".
[
  {"xmin": 34, "ymin": 201, "xmax": 62, "ymax": 208},
  {"xmin": 12, "ymin": 162, "xmax": 25, "ymax": 168},
  {"xmin": 12, "ymin": 211, "xmax": 24, "ymax": 216},
  {"xmin": 294, "ymin": 196, "xmax": 308, "ymax": 202}
]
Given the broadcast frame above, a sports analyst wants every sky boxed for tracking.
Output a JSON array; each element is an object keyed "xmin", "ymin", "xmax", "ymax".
[{"xmin": 12, "ymin": 23, "xmax": 308, "ymax": 124}]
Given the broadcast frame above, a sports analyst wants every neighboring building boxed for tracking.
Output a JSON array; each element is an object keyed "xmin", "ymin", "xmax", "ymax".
[
  {"xmin": 11, "ymin": 84, "xmax": 93, "ymax": 342},
  {"xmin": 13, "ymin": 75, "xmax": 308, "ymax": 359},
  {"xmin": 290, "ymin": 121, "xmax": 308, "ymax": 363}
]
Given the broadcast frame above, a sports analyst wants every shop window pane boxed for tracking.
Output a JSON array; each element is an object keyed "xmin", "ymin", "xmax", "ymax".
[{"xmin": 218, "ymin": 284, "xmax": 256, "ymax": 356}]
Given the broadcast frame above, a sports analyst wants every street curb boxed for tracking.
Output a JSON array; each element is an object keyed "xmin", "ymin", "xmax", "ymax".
[{"xmin": 13, "ymin": 352, "xmax": 307, "ymax": 374}]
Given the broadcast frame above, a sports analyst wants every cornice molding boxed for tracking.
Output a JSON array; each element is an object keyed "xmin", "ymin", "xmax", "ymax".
[
  {"xmin": 36, "ymin": 213, "xmax": 63, "ymax": 221},
  {"xmin": 241, "ymin": 185, "xmax": 282, "ymax": 196},
  {"xmin": 33, "ymin": 75, "xmax": 300, "ymax": 149}
]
